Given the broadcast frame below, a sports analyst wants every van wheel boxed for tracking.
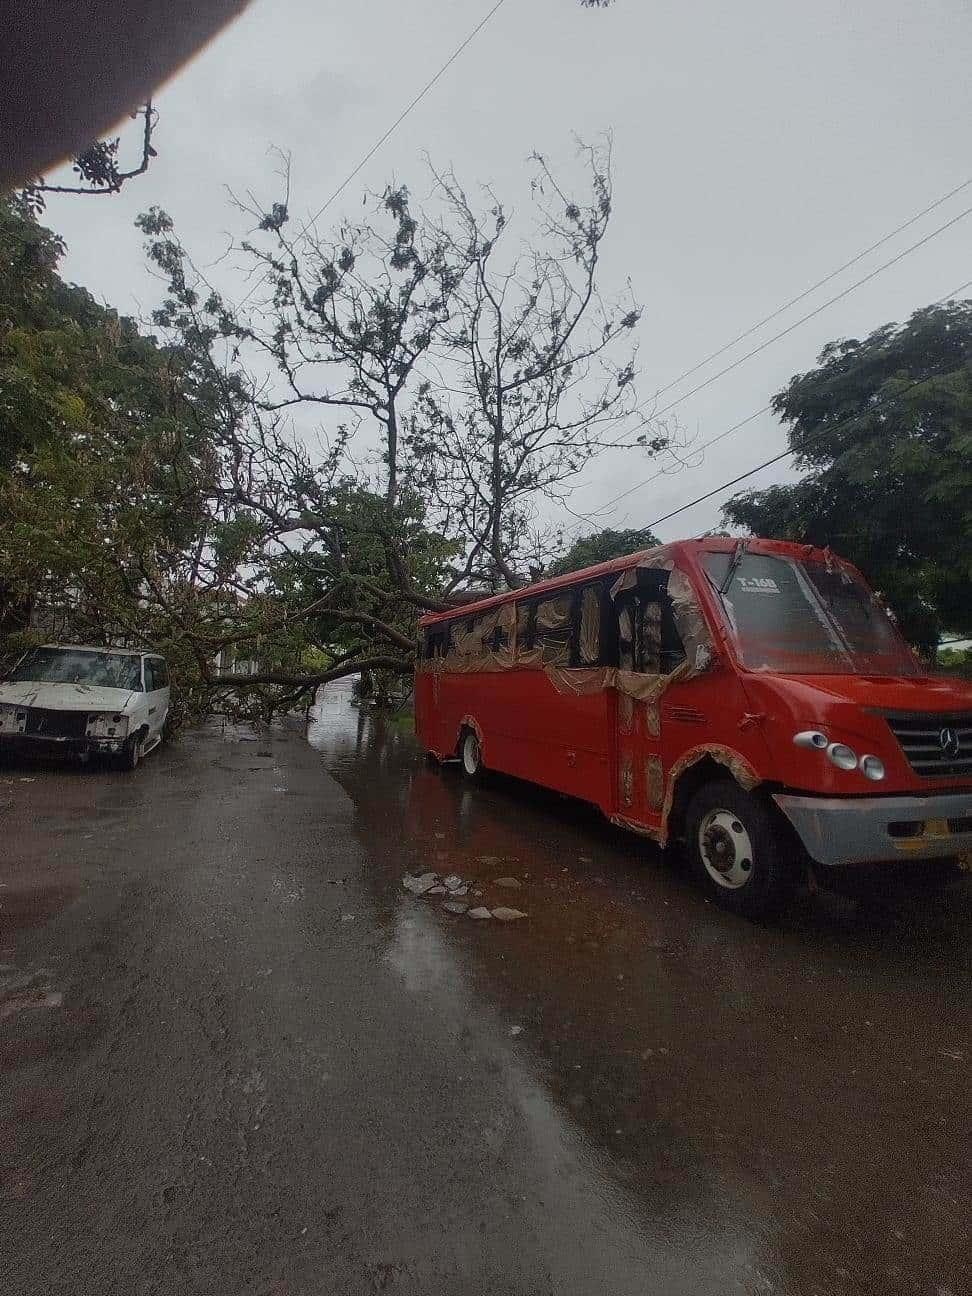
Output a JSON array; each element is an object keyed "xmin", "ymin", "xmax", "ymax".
[
  {"xmin": 460, "ymin": 729, "xmax": 484, "ymax": 781},
  {"xmin": 685, "ymin": 779, "xmax": 797, "ymax": 918},
  {"xmin": 117, "ymin": 733, "xmax": 143, "ymax": 772}
]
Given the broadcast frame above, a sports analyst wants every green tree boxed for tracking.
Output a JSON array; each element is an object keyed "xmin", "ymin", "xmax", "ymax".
[
  {"xmin": 546, "ymin": 526, "xmax": 660, "ymax": 577},
  {"xmin": 937, "ymin": 646, "xmax": 972, "ymax": 680},
  {"xmin": 723, "ymin": 301, "xmax": 972, "ymax": 653},
  {"xmin": 0, "ymin": 194, "xmax": 223, "ymax": 712}
]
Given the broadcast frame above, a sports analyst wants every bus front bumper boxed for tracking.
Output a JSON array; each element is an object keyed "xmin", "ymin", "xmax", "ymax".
[{"xmin": 773, "ymin": 790, "xmax": 972, "ymax": 868}]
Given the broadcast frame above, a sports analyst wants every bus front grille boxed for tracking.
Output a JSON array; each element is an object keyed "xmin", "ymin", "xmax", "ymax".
[{"xmin": 883, "ymin": 711, "xmax": 972, "ymax": 779}]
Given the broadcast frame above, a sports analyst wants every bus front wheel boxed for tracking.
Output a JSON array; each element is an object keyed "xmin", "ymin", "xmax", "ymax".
[
  {"xmin": 460, "ymin": 729, "xmax": 484, "ymax": 781},
  {"xmin": 685, "ymin": 779, "xmax": 797, "ymax": 918}
]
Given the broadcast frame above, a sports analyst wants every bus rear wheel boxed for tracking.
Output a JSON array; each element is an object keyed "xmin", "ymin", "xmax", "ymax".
[
  {"xmin": 685, "ymin": 779, "xmax": 797, "ymax": 918},
  {"xmin": 460, "ymin": 729, "xmax": 484, "ymax": 781}
]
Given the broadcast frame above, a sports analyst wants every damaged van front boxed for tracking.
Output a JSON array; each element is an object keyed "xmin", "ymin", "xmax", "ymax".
[{"xmin": 0, "ymin": 644, "xmax": 170, "ymax": 771}]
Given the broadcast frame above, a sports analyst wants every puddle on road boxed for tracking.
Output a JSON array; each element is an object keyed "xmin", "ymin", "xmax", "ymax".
[{"xmin": 306, "ymin": 683, "xmax": 972, "ymax": 1296}]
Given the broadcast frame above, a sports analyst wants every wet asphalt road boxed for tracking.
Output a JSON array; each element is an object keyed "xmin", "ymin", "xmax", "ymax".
[{"xmin": 1, "ymin": 686, "xmax": 970, "ymax": 1296}]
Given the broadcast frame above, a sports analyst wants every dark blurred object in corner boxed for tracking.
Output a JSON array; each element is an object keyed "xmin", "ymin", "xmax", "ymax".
[{"xmin": 0, "ymin": 0, "xmax": 251, "ymax": 192}]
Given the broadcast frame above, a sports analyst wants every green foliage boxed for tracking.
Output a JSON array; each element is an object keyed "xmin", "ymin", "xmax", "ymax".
[
  {"xmin": 2, "ymin": 139, "xmax": 655, "ymax": 717},
  {"xmin": 936, "ymin": 646, "xmax": 972, "ymax": 680},
  {"xmin": 723, "ymin": 302, "xmax": 972, "ymax": 653},
  {"xmin": 547, "ymin": 526, "xmax": 660, "ymax": 577},
  {"xmin": 0, "ymin": 195, "xmax": 221, "ymax": 715}
]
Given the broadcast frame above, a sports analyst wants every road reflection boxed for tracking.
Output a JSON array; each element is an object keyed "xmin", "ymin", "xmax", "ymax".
[{"xmin": 307, "ymin": 683, "xmax": 972, "ymax": 1296}]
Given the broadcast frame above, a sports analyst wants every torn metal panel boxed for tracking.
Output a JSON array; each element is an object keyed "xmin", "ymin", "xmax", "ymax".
[
  {"xmin": 619, "ymin": 692, "xmax": 635, "ymax": 734},
  {"xmin": 458, "ymin": 713, "xmax": 485, "ymax": 759},
  {"xmin": 645, "ymin": 755, "xmax": 665, "ymax": 810},
  {"xmin": 417, "ymin": 553, "xmax": 714, "ymax": 708},
  {"xmin": 644, "ymin": 700, "xmax": 661, "ymax": 738},
  {"xmin": 609, "ymin": 813, "xmax": 662, "ymax": 842},
  {"xmin": 659, "ymin": 744, "xmax": 761, "ymax": 846},
  {"xmin": 619, "ymin": 757, "xmax": 634, "ymax": 808}
]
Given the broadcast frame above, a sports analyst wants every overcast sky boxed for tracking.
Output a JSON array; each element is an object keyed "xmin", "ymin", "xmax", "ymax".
[{"xmin": 42, "ymin": 0, "xmax": 972, "ymax": 543}]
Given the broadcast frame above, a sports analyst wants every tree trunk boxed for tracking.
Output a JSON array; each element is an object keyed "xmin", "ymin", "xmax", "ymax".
[{"xmin": 385, "ymin": 405, "xmax": 398, "ymax": 508}]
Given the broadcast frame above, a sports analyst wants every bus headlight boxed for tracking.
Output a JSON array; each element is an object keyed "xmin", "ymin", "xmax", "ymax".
[
  {"xmin": 859, "ymin": 754, "xmax": 885, "ymax": 781},
  {"xmin": 793, "ymin": 730, "xmax": 828, "ymax": 750},
  {"xmin": 827, "ymin": 742, "xmax": 858, "ymax": 771}
]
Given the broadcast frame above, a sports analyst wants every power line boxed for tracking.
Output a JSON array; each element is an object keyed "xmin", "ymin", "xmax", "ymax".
[
  {"xmin": 235, "ymin": 0, "xmax": 508, "ymax": 311},
  {"xmin": 649, "ymin": 175, "xmax": 972, "ymax": 403},
  {"xmin": 644, "ymin": 202, "xmax": 972, "ymax": 422},
  {"xmin": 578, "ymin": 405, "xmax": 773, "ymax": 522},
  {"xmin": 642, "ymin": 332, "xmax": 971, "ymax": 534},
  {"xmin": 591, "ymin": 271, "xmax": 972, "ymax": 521}
]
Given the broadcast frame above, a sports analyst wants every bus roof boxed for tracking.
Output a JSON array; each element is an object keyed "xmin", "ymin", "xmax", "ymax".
[
  {"xmin": 419, "ymin": 535, "xmax": 848, "ymax": 625},
  {"xmin": 419, "ymin": 540, "xmax": 683, "ymax": 626}
]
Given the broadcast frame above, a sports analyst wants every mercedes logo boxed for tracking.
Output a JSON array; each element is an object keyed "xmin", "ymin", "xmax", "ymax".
[{"xmin": 939, "ymin": 726, "xmax": 961, "ymax": 759}]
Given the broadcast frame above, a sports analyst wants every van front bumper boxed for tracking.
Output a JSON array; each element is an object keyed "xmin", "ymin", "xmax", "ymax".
[
  {"xmin": 773, "ymin": 790, "xmax": 972, "ymax": 867},
  {"xmin": 0, "ymin": 734, "xmax": 125, "ymax": 758}
]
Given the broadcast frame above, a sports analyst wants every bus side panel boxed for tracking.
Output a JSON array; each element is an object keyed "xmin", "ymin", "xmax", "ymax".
[
  {"xmin": 415, "ymin": 669, "xmax": 453, "ymax": 759},
  {"xmin": 433, "ymin": 668, "xmax": 613, "ymax": 812},
  {"xmin": 414, "ymin": 669, "xmax": 433, "ymax": 752}
]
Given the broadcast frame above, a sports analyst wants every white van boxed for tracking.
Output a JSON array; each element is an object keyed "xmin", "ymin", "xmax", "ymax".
[{"xmin": 0, "ymin": 644, "xmax": 170, "ymax": 771}]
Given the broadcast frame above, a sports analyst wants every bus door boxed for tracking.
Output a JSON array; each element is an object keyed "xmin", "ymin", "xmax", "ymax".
[{"xmin": 614, "ymin": 575, "xmax": 683, "ymax": 825}]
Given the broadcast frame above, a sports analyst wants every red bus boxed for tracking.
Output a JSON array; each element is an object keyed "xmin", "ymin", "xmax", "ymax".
[{"xmin": 416, "ymin": 537, "xmax": 972, "ymax": 916}]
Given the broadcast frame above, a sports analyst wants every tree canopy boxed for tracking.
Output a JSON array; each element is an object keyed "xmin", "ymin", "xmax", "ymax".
[
  {"xmin": 2, "ymin": 142, "xmax": 666, "ymax": 714},
  {"xmin": 546, "ymin": 526, "xmax": 660, "ymax": 577},
  {"xmin": 723, "ymin": 301, "xmax": 972, "ymax": 653},
  {"xmin": 0, "ymin": 193, "xmax": 228, "ymax": 709}
]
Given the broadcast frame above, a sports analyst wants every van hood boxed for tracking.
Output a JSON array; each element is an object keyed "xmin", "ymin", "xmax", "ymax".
[{"xmin": 0, "ymin": 681, "xmax": 137, "ymax": 712}]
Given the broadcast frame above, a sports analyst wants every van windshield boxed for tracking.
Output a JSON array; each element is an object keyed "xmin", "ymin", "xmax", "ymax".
[
  {"xmin": 7, "ymin": 648, "xmax": 143, "ymax": 691},
  {"xmin": 703, "ymin": 551, "xmax": 921, "ymax": 677}
]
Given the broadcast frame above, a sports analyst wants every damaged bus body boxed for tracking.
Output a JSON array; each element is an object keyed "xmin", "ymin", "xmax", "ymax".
[{"xmin": 416, "ymin": 537, "xmax": 972, "ymax": 916}]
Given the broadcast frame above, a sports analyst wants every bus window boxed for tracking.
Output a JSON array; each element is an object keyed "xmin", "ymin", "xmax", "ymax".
[
  {"xmin": 618, "ymin": 598, "xmax": 637, "ymax": 671},
  {"xmin": 452, "ymin": 617, "xmax": 484, "ymax": 658},
  {"xmin": 616, "ymin": 590, "xmax": 685, "ymax": 674},
  {"xmin": 577, "ymin": 583, "xmax": 603, "ymax": 666},
  {"xmin": 423, "ymin": 625, "xmax": 451, "ymax": 659},
  {"xmin": 535, "ymin": 593, "xmax": 572, "ymax": 666},
  {"xmin": 485, "ymin": 618, "xmax": 509, "ymax": 653},
  {"xmin": 515, "ymin": 601, "xmax": 533, "ymax": 656},
  {"xmin": 659, "ymin": 594, "xmax": 687, "ymax": 674}
]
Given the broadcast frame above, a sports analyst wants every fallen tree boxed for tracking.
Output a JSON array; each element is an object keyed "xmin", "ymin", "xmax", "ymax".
[{"xmin": 3, "ymin": 144, "xmax": 669, "ymax": 717}]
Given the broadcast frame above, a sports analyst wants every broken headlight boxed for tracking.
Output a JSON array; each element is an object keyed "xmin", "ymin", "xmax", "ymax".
[
  {"xmin": 86, "ymin": 712, "xmax": 130, "ymax": 739},
  {"xmin": 0, "ymin": 702, "xmax": 25, "ymax": 733}
]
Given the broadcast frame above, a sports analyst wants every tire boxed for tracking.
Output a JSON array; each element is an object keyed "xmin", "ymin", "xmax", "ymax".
[
  {"xmin": 685, "ymin": 778, "xmax": 798, "ymax": 918},
  {"xmin": 116, "ymin": 732, "xmax": 143, "ymax": 772},
  {"xmin": 459, "ymin": 728, "xmax": 484, "ymax": 781}
]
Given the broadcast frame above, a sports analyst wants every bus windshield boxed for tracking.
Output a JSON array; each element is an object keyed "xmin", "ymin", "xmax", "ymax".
[{"xmin": 702, "ymin": 551, "xmax": 922, "ymax": 677}]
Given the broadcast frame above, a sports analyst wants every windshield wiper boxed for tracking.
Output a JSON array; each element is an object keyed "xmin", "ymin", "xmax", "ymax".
[{"xmin": 718, "ymin": 540, "xmax": 747, "ymax": 597}]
